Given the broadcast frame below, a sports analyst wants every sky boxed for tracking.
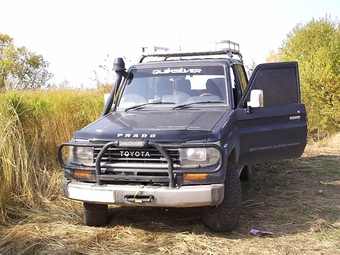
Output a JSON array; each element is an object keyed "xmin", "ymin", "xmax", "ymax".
[{"xmin": 1, "ymin": 0, "xmax": 339, "ymax": 88}]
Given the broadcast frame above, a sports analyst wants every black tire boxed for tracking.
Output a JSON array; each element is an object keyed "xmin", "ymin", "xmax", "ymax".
[
  {"xmin": 240, "ymin": 165, "xmax": 252, "ymax": 181},
  {"xmin": 200, "ymin": 161, "xmax": 242, "ymax": 232},
  {"xmin": 83, "ymin": 202, "xmax": 108, "ymax": 227}
]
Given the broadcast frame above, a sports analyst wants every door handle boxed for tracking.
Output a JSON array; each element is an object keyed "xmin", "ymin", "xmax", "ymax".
[{"xmin": 289, "ymin": 116, "xmax": 300, "ymax": 121}]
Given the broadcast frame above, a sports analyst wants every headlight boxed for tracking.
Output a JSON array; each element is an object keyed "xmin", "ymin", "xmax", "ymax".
[
  {"xmin": 69, "ymin": 146, "xmax": 94, "ymax": 166},
  {"xmin": 180, "ymin": 147, "xmax": 219, "ymax": 168}
]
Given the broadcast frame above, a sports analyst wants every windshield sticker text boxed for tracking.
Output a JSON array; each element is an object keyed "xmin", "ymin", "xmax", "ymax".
[{"xmin": 152, "ymin": 68, "xmax": 201, "ymax": 74}]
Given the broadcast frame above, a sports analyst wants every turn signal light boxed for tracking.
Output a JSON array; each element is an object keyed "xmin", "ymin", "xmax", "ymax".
[
  {"xmin": 74, "ymin": 170, "xmax": 92, "ymax": 179},
  {"xmin": 183, "ymin": 173, "xmax": 207, "ymax": 180}
]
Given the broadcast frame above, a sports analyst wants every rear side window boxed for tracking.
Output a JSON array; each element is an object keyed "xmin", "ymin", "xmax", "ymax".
[{"xmin": 234, "ymin": 65, "xmax": 248, "ymax": 93}]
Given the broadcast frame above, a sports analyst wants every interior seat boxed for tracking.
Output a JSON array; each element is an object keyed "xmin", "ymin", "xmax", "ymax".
[{"xmin": 205, "ymin": 79, "xmax": 224, "ymax": 100}]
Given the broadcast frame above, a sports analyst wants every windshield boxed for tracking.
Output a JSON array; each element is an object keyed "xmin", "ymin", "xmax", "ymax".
[{"xmin": 117, "ymin": 65, "xmax": 229, "ymax": 110}]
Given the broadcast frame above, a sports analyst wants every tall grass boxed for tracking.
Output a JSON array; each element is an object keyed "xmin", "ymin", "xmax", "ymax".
[
  {"xmin": 0, "ymin": 96, "xmax": 30, "ymax": 217},
  {"xmin": 0, "ymin": 88, "xmax": 106, "ymax": 223}
]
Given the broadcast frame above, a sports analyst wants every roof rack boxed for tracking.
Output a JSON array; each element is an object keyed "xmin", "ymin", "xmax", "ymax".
[
  {"xmin": 138, "ymin": 40, "xmax": 242, "ymax": 63},
  {"xmin": 141, "ymin": 46, "xmax": 171, "ymax": 53}
]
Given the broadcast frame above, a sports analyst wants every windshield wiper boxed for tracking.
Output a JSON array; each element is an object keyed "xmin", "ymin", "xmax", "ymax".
[
  {"xmin": 125, "ymin": 102, "xmax": 174, "ymax": 112},
  {"xmin": 171, "ymin": 101, "xmax": 223, "ymax": 110}
]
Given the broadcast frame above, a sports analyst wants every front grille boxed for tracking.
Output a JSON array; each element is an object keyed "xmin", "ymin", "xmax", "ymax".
[
  {"xmin": 93, "ymin": 145, "xmax": 180, "ymax": 184},
  {"xmin": 93, "ymin": 147, "xmax": 180, "ymax": 167}
]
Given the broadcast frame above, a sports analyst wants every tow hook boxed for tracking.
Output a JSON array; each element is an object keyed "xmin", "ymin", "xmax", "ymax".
[{"xmin": 124, "ymin": 195, "xmax": 154, "ymax": 203}]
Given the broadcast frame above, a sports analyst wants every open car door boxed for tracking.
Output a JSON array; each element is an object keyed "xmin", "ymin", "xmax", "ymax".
[{"xmin": 236, "ymin": 62, "xmax": 307, "ymax": 166}]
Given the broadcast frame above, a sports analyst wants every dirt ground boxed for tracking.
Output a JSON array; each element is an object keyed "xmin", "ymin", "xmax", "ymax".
[{"xmin": 0, "ymin": 143, "xmax": 339, "ymax": 255}]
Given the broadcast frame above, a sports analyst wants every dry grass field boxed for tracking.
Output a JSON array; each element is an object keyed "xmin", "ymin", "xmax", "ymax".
[
  {"xmin": 0, "ymin": 90, "xmax": 339, "ymax": 254},
  {"xmin": 0, "ymin": 140, "xmax": 339, "ymax": 255}
]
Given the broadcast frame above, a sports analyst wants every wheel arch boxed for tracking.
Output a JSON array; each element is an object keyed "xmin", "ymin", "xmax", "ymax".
[{"xmin": 228, "ymin": 147, "xmax": 237, "ymax": 168}]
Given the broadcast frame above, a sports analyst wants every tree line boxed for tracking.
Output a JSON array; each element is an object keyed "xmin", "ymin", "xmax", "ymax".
[
  {"xmin": 268, "ymin": 16, "xmax": 340, "ymax": 136},
  {"xmin": 1, "ymin": 16, "xmax": 339, "ymax": 136},
  {"xmin": 0, "ymin": 34, "xmax": 53, "ymax": 91}
]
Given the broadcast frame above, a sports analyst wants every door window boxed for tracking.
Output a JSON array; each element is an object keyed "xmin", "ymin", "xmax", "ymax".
[{"xmin": 246, "ymin": 63, "xmax": 300, "ymax": 107}]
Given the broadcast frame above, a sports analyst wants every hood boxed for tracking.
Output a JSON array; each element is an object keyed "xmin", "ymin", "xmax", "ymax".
[{"xmin": 73, "ymin": 109, "xmax": 229, "ymax": 142}]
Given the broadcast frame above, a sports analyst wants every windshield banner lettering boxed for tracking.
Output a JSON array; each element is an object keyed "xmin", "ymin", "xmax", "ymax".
[{"xmin": 153, "ymin": 68, "xmax": 202, "ymax": 75}]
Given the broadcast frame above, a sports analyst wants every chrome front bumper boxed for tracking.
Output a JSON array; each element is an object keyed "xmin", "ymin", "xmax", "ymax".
[{"xmin": 62, "ymin": 180, "xmax": 224, "ymax": 207}]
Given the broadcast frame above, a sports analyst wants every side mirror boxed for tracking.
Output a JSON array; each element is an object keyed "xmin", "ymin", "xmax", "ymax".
[{"xmin": 248, "ymin": 89, "xmax": 264, "ymax": 108}]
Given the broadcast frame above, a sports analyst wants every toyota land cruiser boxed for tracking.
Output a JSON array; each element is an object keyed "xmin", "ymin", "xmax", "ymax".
[{"xmin": 58, "ymin": 40, "xmax": 307, "ymax": 232}]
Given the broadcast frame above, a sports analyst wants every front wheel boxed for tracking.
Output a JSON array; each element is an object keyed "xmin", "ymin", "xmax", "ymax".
[
  {"xmin": 200, "ymin": 161, "xmax": 242, "ymax": 232},
  {"xmin": 83, "ymin": 202, "xmax": 108, "ymax": 226}
]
